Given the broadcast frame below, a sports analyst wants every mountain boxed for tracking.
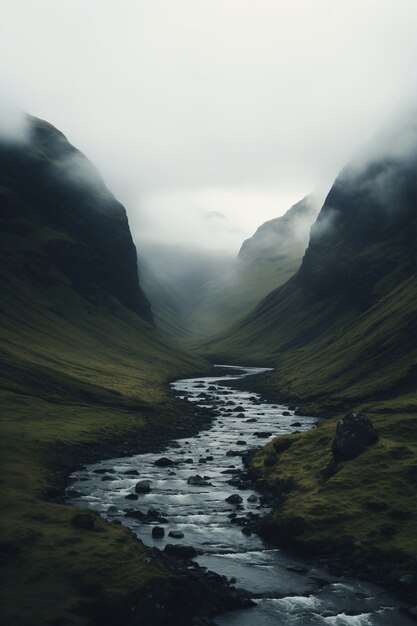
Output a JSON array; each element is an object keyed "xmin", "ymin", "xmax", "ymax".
[
  {"xmin": 202, "ymin": 123, "xmax": 417, "ymax": 586},
  {"xmin": 204, "ymin": 138, "xmax": 416, "ymax": 407},
  {"xmin": 141, "ymin": 196, "xmax": 319, "ymax": 339},
  {"xmin": 191, "ymin": 195, "xmax": 320, "ymax": 335},
  {"xmin": 138, "ymin": 241, "xmax": 235, "ymax": 337},
  {"xmin": 0, "ymin": 116, "xmax": 210, "ymax": 626}
]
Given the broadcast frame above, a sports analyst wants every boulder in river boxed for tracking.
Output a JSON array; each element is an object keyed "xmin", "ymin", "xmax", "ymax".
[
  {"xmin": 332, "ymin": 412, "xmax": 379, "ymax": 461},
  {"xmin": 123, "ymin": 469, "xmax": 139, "ymax": 476},
  {"xmin": 154, "ymin": 457, "xmax": 175, "ymax": 467},
  {"xmin": 152, "ymin": 526, "xmax": 165, "ymax": 538},
  {"xmin": 187, "ymin": 475, "xmax": 211, "ymax": 486},
  {"xmin": 225, "ymin": 494, "xmax": 243, "ymax": 505},
  {"xmin": 254, "ymin": 431, "xmax": 272, "ymax": 438},
  {"xmin": 168, "ymin": 530, "xmax": 185, "ymax": 539},
  {"xmin": 164, "ymin": 544, "xmax": 197, "ymax": 559},
  {"xmin": 135, "ymin": 480, "xmax": 152, "ymax": 493}
]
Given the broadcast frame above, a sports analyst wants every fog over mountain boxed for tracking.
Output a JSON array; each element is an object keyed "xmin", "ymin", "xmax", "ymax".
[{"xmin": 1, "ymin": 1, "xmax": 416, "ymax": 252}]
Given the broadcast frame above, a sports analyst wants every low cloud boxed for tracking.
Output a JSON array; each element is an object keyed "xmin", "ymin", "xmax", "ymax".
[{"xmin": 0, "ymin": 97, "xmax": 28, "ymax": 143}]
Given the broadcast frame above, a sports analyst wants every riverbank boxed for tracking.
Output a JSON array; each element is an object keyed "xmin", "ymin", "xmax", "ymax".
[
  {"xmin": 1, "ymin": 366, "xmax": 258, "ymax": 626},
  {"xmin": 67, "ymin": 367, "xmax": 414, "ymax": 626},
  {"xmin": 224, "ymin": 373, "xmax": 417, "ymax": 604}
]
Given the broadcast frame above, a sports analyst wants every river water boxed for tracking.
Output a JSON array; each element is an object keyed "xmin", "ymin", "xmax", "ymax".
[{"xmin": 67, "ymin": 366, "xmax": 413, "ymax": 625}]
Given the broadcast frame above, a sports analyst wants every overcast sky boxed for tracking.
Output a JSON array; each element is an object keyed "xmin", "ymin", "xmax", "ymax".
[{"xmin": 0, "ymin": 1, "xmax": 416, "ymax": 252}]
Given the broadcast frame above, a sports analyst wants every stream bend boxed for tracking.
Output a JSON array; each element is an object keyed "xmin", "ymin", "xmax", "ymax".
[{"xmin": 67, "ymin": 365, "xmax": 412, "ymax": 626}]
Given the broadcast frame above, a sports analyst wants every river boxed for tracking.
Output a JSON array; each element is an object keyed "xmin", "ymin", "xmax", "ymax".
[{"xmin": 67, "ymin": 365, "xmax": 413, "ymax": 625}]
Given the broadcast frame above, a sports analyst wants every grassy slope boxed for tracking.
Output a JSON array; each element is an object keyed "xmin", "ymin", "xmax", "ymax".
[
  {"xmin": 200, "ymin": 156, "xmax": 417, "ymax": 587},
  {"xmin": 0, "ymin": 199, "xmax": 210, "ymax": 625},
  {"xmin": 251, "ymin": 407, "xmax": 417, "ymax": 588},
  {"xmin": 190, "ymin": 252, "xmax": 302, "ymax": 338}
]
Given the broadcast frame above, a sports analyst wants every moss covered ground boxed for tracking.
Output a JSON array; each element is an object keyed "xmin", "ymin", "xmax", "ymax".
[
  {"xmin": 0, "ymin": 221, "xmax": 213, "ymax": 625},
  {"xmin": 250, "ymin": 403, "xmax": 416, "ymax": 593}
]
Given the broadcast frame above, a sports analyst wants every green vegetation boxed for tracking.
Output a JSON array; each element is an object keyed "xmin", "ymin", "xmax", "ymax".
[
  {"xmin": 251, "ymin": 406, "xmax": 417, "ymax": 588},
  {"xmin": 201, "ymin": 151, "xmax": 417, "ymax": 588},
  {"xmin": 0, "ymin": 119, "xmax": 212, "ymax": 625},
  {"xmin": 0, "ymin": 253, "xmax": 210, "ymax": 625}
]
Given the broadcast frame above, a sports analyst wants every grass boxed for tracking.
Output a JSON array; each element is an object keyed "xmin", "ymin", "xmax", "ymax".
[
  {"xmin": 0, "ymin": 218, "xmax": 212, "ymax": 625},
  {"xmin": 251, "ymin": 406, "xmax": 417, "ymax": 586}
]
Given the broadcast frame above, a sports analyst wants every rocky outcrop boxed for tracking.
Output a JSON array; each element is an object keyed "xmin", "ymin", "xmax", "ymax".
[
  {"xmin": 0, "ymin": 115, "xmax": 152, "ymax": 322},
  {"xmin": 332, "ymin": 412, "xmax": 379, "ymax": 461}
]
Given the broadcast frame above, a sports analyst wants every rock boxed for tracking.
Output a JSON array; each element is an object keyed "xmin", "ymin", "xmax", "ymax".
[
  {"xmin": 282, "ymin": 411, "xmax": 291, "ymax": 416},
  {"xmin": 226, "ymin": 450, "xmax": 242, "ymax": 457},
  {"xmin": 125, "ymin": 493, "xmax": 139, "ymax": 500},
  {"xmin": 146, "ymin": 508, "xmax": 163, "ymax": 521},
  {"xmin": 135, "ymin": 480, "xmax": 152, "ymax": 493},
  {"xmin": 70, "ymin": 513, "xmax": 95, "ymax": 530},
  {"xmin": 164, "ymin": 544, "xmax": 197, "ymax": 559},
  {"xmin": 225, "ymin": 494, "xmax": 243, "ymax": 505},
  {"xmin": 154, "ymin": 457, "xmax": 175, "ymax": 467},
  {"xmin": 123, "ymin": 469, "xmax": 139, "ymax": 476},
  {"xmin": 245, "ymin": 418, "xmax": 257, "ymax": 423},
  {"xmin": 291, "ymin": 421, "xmax": 302, "ymax": 427},
  {"xmin": 168, "ymin": 530, "xmax": 185, "ymax": 539},
  {"xmin": 187, "ymin": 475, "xmax": 211, "ymax": 486},
  {"xmin": 93, "ymin": 468, "xmax": 115, "ymax": 474},
  {"xmin": 247, "ymin": 495, "xmax": 257, "ymax": 503},
  {"xmin": 235, "ymin": 406, "xmax": 244, "ymax": 412},
  {"xmin": 101, "ymin": 475, "xmax": 116, "ymax": 481},
  {"xmin": 332, "ymin": 412, "xmax": 379, "ymax": 461},
  {"xmin": 124, "ymin": 509, "xmax": 145, "ymax": 520},
  {"xmin": 236, "ymin": 440, "xmax": 246, "ymax": 446},
  {"xmin": 152, "ymin": 526, "xmax": 165, "ymax": 538},
  {"xmin": 254, "ymin": 431, "xmax": 272, "ymax": 438},
  {"xmin": 208, "ymin": 386, "xmax": 217, "ymax": 390},
  {"xmin": 184, "ymin": 458, "xmax": 194, "ymax": 464}
]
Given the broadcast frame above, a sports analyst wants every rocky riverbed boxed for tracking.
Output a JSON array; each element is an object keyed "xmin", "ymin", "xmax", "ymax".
[{"xmin": 67, "ymin": 366, "xmax": 414, "ymax": 625}]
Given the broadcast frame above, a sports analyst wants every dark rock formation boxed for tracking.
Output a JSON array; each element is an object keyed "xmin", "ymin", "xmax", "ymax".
[
  {"xmin": 332, "ymin": 412, "xmax": 379, "ymax": 461},
  {"xmin": 0, "ymin": 115, "xmax": 152, "ymax": 322},
  {"xmin": 164, "ymin": 544, "xmax": 197, "ymax": 560}
]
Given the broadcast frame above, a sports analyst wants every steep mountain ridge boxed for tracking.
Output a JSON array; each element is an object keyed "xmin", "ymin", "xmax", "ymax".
[
  {"xmin": 201, "ymin": 127, "xmax": 417, "ymax": 586},
  {"xmin": 150, "ymin": 195, "xmax": 319, "ymax": 338},
  {"xmin": 0, "ymin": 115, "xmax": 211, "ymax": 626},
  {"xmin": 204, "ymin": 139, "xmax": 416, "ymax": 407},
  {"xmin": 0, "ymin": 116, "xmax": 152, "ymax": 321}
]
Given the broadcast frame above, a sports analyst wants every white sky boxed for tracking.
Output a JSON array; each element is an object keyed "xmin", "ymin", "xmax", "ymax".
[{"xmin": 0, "ymin": 0, "xmax": 416, "ymax": 252}]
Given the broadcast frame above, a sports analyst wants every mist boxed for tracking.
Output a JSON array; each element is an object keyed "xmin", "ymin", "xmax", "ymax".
[{"xmin": 0, "ymin": 0, "xmax": 416, "ymax": 253}]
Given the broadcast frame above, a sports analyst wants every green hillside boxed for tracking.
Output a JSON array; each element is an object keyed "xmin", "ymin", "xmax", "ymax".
[
  {"xmin": 204, "ymin": 153, "xmax": 416, "ymax": 410},
  {"xmin": 202, "ymin": 138, "xmax": 417, "ymax": 585},
  {"xmin": 188, "ymin": 195, "xmax": 320, "ymax": 337},
  {"xmin": 0, "ymin": 117, "xmax": 211, "ymax": 625}
]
